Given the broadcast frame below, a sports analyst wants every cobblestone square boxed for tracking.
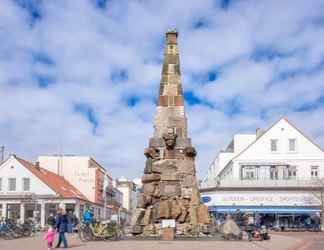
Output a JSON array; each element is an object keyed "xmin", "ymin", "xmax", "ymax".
[{"xmin": 1, "ymin": 232, "xmax": 324, "ymax": 250}]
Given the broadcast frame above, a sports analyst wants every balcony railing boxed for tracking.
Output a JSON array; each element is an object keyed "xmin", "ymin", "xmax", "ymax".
[{"xmin": 200, "ymin": 178, "xmax": 318, "ymax": 189}]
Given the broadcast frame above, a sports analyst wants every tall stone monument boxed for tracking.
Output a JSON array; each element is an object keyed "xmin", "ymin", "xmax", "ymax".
[{"xmin": 131, "ymin": 30, "xmax": 211, "ymax": 237}]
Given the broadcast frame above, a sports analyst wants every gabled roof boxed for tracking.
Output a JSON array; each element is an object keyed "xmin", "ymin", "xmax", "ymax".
[
  {"xmin": 15, "ymin": 156, "xmax": 88, "ymax": 201},
  {"xmin": 217, "ymin": 117, "xmax": 324, "ymax": 177},
  {"xmin": 232, "ymin": 117, "xmax": 323, "ymax": 161}
]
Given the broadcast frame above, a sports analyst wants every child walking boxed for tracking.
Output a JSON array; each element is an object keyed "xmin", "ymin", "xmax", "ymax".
[{"xmin": 44, "ymin": 226, "xmax": 55, "ymax": 250}]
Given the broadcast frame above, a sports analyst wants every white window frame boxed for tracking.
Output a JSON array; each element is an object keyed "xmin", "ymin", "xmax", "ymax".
[
  {"xmin": 311, "ymin": 166, "xmax": 319, "ymax": 178},
  {"xmin": 23, "ymin": 178, "xmax": 30, "ymax": 191},
  {"xmin": 242, "ymin": 166, "xmax": 256, "ymax": 180},
  {"xmin": 288, "ymin": 138, "xmax": 297, "ymax": 152},
  {"xmin": 8, "ymin": 178, "xmax": 16, "ymax": 191},
  {"xmin": 270, "ymin": 139, "xmax": 279, "ymax": 153},
  {"xmin": 284, "ymin": 166, "xmax": 297, "ymax": 179}
]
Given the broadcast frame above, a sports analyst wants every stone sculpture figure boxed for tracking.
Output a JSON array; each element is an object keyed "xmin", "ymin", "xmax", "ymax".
[
  {"xmin": 162, "ymin": 128, "xmax": 177, "ymax": 150},
  {"xmin": 144, "ymin": 147, "xmax": 160, "ymax": 174},
  {"xmin": 184, "ymin": 146, "xmax": 197, "ymax": 159},
  {"xmin": 131, "ymin": 30, "xmax": 211, "ymax": 237},
  {"xmin": 162, "ymin": 129, "xmax": 178, "ymax": 159}
]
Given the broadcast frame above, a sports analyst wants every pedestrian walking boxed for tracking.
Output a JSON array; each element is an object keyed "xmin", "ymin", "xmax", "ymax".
[
  {"xmin": 83, "ymin": 208, "xmax": 94, "ymax": 224},
  {"xmin": 246, "ymin": 213, "xmax": 254, "ymax": 241},
  {"xmin": 255, "ymin": 213, "xmax": 262, "ymax": 229},
  {"xmin": 44, "ymin": 226, "xmax": 55, "ymax": 250},
  {"xmin": 55, "ymin": 208, "xmax": 69, "ymax": 248}
]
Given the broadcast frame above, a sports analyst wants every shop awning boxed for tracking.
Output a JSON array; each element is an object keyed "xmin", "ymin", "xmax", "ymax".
[{"xmin": 208, "ymin": 206, "xmax": 320, "ymax": 214}]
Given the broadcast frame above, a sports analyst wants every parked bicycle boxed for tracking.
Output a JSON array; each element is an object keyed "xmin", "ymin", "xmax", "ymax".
[
  {"xmin": 0, "ymin": 219, "xmax": 15, "ymax": 240},
  {"xmin": 0, "ymin": 218, "xmax": 34, "ymax": 240},
  {"xmin": 78, "ymin": 220, "xmax": 123, "ymax": 241}
]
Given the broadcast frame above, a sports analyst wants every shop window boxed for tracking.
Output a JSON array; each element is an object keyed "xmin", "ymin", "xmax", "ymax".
[
  {"xmin": 289, "ymin": 166, "xmax": 297, "ymax": 179},
  {"xmin": 270, "ymin": 139, "xmax": 278, "ymax": 152},
  {"xmin": 288, "ymin": 138, "xmax": 297, "ymax": 152},
  {"xmin": 8, "ymin": 178, "xmax": 16, "ymax": 191},
  {"xmin": 311, "ymin": 166, "xmax": 319, "ymax": 178},
  {"xmin": 284, "ymin": 166, "xmax": 297, "ymax": 179},
  {"xmin": 270, "ymin": 166, "xmax": 279, "ymax": 180},
  {"xmin": 242, "ymin": 167, "xmax": 256, "ymax": 180}
]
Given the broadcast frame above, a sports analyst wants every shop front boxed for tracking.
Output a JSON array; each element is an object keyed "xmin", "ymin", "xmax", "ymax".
[
  {"xmin": 6, "ymin": 203, "xmax": 20, "ymax": 222},
  {"xmin": 0, "ymin": 197, "xmax": 91, "ymax": 227},
  {"xmin": 201, "ymin": 189, "xmax": 321, "ymax": 230}
]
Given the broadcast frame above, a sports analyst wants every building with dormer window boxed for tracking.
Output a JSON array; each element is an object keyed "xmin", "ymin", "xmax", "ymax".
[{"xmin": 201, "ymin": 118, "xmax": 324, "ymax": 228}]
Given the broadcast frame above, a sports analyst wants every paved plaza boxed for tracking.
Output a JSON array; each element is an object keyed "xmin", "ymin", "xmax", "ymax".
[{"xmin": 0, "ymin": 232, "xmax": 324, "ymax": 250}]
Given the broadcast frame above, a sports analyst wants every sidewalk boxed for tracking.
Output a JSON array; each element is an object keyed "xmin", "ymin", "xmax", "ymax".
[{"xmin": 0, "ymin": 233, "xmax": 304, "ymax": 250}]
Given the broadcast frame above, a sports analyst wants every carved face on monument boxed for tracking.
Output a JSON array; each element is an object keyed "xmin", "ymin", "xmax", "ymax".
[{"xmin": 163, "ymin": 129, "xmax": 177, "ymax": 150}]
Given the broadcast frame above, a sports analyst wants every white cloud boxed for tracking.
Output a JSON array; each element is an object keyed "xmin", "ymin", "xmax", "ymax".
[{"xmin": 0, "ymin": 0, "xmax": 324, "ymax": 180}]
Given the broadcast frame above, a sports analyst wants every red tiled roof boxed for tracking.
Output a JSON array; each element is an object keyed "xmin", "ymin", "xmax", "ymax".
[{"xmin": 16, "ymin": 157, "xmax": 88, "ymax": 201}]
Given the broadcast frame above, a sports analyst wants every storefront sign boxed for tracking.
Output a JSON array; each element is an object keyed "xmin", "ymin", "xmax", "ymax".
[{"xmin": 201, "ymin": 191, "xmax": 319, "ymax": 206}]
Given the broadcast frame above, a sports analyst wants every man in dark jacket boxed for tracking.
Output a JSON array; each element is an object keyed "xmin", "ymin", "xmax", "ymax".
[{"xmin": 55, "ymin": 209, "xmax": 69, "ymax": 248}]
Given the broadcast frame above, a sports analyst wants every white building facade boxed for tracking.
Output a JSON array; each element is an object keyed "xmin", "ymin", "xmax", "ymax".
[
  {"xmin": 0, "ymin": 155, "xmax": 89, "ymax": 227},
  {"xmin": 38, "ymin": 155, "xmax": 116, "ymax": 220},
  {"xmin": 116, "ymin": 178, "xmax": 138, "ymax": 224},
  {"xmin": 201, "ymin": 118, "xmax": 324, "ymax": 228}
]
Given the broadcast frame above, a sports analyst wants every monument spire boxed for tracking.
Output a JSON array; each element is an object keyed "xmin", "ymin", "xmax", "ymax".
[
  {"xmin": 158, "ymin": 29, "xmax": 183, "ymax": 104},
  {"xmin": 154, "ymin": 29, "xmax": 187, "ymax": 139},
  {"xmin": 131, "ymin": 30, "xmax": 211, "ymax": 238}
]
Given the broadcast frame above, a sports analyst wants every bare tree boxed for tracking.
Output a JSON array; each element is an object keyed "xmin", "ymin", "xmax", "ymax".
[{"xmin": 311, "ymin": 178, "xmax": 324, "ymax": 231}]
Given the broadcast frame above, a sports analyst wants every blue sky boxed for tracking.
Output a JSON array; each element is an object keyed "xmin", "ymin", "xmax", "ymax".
[{"xmin": 1, "ymin": 0, "xmax": 324, "ymax": 179}]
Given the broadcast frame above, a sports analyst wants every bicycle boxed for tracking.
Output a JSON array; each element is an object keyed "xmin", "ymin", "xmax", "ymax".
[{"xmin": 78, "ymin": 220, "xmax": 123, "ymax": 242}]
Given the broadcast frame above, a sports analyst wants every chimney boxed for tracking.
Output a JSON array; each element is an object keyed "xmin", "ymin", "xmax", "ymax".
[
  {"xmin": 35, "ymin": 161, "xmax": 40, "ymax": 170},
  {"xmin": 256, "ymin": 128, "xmax": 265, "ymax": 138},
  {"xmin": 0, "ymin": 146, "xmax": 4, "ymax": 162}
]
